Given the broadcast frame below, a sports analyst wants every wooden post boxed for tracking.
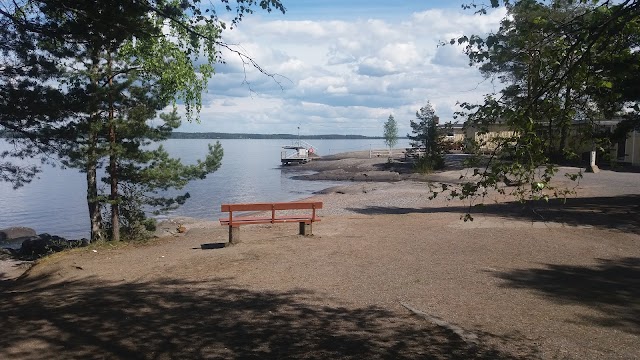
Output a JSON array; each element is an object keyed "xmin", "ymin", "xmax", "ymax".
[
  {"xmin": 271, "ymin": 204, "xmax": 275, "ymax": 223},
  {"xmin": 228, "ymin": 226, "xmax": 240, "ymax": 245},
  {"xmin": 299, "ymin": 222, "xmax": 312, "ymax": 236},
  {"xmin": 632, "ymin": 130, "xmax": 636, "ymax": 165},
  {"xmin": 588, "ymin": 150, "xmax": 600, "ymax": 173}
]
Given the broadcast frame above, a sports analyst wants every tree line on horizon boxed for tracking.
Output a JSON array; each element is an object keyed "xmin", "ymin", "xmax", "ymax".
[
  {"xmin": 0, "ymin": 129, "xmax": 401, "ymax": 140},
  {"xmin": 169, "ymin": 132, "xmax": 392, "ymax": 140}
]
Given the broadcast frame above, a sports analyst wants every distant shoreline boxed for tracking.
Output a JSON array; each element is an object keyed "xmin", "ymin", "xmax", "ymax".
[
  {"xmin": 169, "ymin": 132, "xmax": 405, "ymax": 140},
  {"xmin": 0, "ymin": 130, "xmax": 405, "ymax": 140}
]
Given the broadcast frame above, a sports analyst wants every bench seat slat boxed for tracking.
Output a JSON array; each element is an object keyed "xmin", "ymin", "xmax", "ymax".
[
  {"xmin": 221, "ymin": 201, "xmax": 323, "ymax": 212},
  {"xmin": 220, "ymin": 215, "xmax": 321, "ymax": 226}
]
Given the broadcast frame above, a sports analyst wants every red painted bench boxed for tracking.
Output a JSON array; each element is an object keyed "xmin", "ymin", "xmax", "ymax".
[{"xmin": 219, "ymin": 201, "xmax": 323, "ymax": 245}]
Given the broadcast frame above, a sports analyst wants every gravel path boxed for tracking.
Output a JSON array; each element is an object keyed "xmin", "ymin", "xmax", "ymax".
[{"xmin": 1, "ymin": 153, "xmax": 638, "ymax": 359}]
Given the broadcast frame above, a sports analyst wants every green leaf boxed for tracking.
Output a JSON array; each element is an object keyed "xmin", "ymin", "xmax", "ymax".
[{"xmin": 599, "ymin": 80, "xmax": 613, "ymax": 89}]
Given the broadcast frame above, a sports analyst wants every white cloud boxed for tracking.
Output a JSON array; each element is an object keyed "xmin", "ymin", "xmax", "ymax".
[
  {"xmin": 431, "ymin": 44, "xmax": 470, "ymax": 68},
  {"xmin": 177, "ymin": 5, "xmax": 506, "ymax": 136}
]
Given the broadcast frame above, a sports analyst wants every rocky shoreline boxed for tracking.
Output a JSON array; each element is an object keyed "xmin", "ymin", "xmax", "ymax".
[
  {"xmin": 0, "ymin": 149, "xmax": 471, "ymax": 279},
  {"xmin": 0, "ymin": 226, "xmax": 92, "ymax": 280},
  {"xmin": 284, "ymin": 149, "xmax": 476, "ymax": 185},
  {"xmin": 1, "ymin": 227, "xmax": 90, "ymax": 258},
  {"xmin": 285, "ymin": 148, "xmax": 426, "ymax": 182}
]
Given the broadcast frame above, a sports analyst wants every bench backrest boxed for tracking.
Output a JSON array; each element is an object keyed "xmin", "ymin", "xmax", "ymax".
[{"xmin": 221, "ymin": 201, "xmax": 323, "ymax": 213}]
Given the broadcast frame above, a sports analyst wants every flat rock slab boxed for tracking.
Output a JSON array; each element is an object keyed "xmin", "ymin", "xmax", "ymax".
[
  {"xmin": 0, "ymin": 227, "xmax": 36, "ymax": 241},
  {"xmin": 0, "ymin": 259, "xmax": 32, "ymax": 281}
]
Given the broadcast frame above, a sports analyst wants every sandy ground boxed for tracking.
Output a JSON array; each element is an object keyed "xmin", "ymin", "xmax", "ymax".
[{"xmin": 1, "ymin": 152, "xmax": 639, "ymax": 359}]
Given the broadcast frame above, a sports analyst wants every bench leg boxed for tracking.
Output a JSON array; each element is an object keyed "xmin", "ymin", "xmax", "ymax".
[
  {"xmin": 228, "ymin": 226, "xmax": 240, "ymax": 245},
  {"xmin": 299, "ymin": 222, "xmax": 312, "ymax": 236}
]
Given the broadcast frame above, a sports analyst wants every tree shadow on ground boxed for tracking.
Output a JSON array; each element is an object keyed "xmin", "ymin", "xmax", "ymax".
[
  {"xmin": 372, "ymin": 154, "xmax": 473, "ymax": 174},
  {"xmin": 598, "ymin": 164, "xmax": 640, "ymax": 174},
  {"xmin": 493, "ymin": 257, "xmax": 640, "ymax": 335},
  {"xmin": 345, "ymin": 194, "xmax": 640, "ymax": 235},
  {"xmin": 372, "ymin": 160, "xmax": 415, "ymax": 174},
  {"xmin": 0, "ymin": 275, "xmax": 537, "ymax": 359}
]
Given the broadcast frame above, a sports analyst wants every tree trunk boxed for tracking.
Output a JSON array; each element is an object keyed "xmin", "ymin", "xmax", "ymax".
[
  {"xmin": 87, "ymin": 52, "xmax": 103, "ymax": 242},
  {"xmin": 107, "ymin": 51, "xmax": 120, "ymax": 241},
  {"xmin": 109, "ymin": 127, "xmax": 119, "ymax": 241},
  {"xmin": 87, "ymin": 158, "xmax": 102, "ymax": 241},
  {"xmin": 558, "ymin": 86, "xmax": 572, "ymax": 158},
  {"xmin": 547, "ymin": 118, "xmax": 554, "ymax": 156}
]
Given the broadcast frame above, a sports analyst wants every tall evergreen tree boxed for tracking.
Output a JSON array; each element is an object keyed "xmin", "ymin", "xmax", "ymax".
[
  {"xmin": 0, "ymin": 0, "xmax": 75, "ymax": 188},
  {"xmin": 102, "ymin": 100, "xmax": 223, "ymax": 240},
  {"xmin": 1, "ymin": 0, "xmax": 285, "ymax": 241},
  {"xmin": 408, "ymin": 103, "xmax": 445, "ymax": 171},
  {"xmin": 408, "ymin": 103, "xmax": 438, "ymax": 152}
]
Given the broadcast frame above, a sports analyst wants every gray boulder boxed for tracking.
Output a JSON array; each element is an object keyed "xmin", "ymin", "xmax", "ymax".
[
  {"xmin": 0, "ymin": 227, "xmax": 37, "ymax": 242},
  {"xmin": 0, "ymin": 247, "xmax": 16, "ymax": 260},
  {"xmin": 18, "ymin": 233, "xmax": 89, "ymax": 259}
]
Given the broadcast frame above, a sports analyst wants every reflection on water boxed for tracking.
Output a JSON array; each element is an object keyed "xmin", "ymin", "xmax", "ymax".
[{"xmin": 0, "ymin": 138, "xmax": 409, "ymax": 239}]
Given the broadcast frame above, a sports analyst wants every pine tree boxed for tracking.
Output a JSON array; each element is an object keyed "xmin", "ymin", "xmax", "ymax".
[
  {"xmin": 103, "ymin": 100, "xmax": 223, "ymax": 240},
  {"xmin": 407, "ymin": 103, "xmax": 445, "ymax": 171},
  {"xmin": 0, "ymin": 0, "xmax": 73, "ymax": 188},
  {"xmin": 1, "ymin": 0, "xmax": 285, "ymax": 241}
]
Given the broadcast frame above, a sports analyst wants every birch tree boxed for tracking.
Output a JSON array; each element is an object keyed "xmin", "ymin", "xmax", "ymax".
[{"xmin": 383, "ymin": 114, "xmax": 398, "ymax": 157}]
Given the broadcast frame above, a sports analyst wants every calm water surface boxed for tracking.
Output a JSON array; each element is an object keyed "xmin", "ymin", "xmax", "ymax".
[{"xmin": 0, "ymin": 139, "xmax": 408, "ymax": 241}]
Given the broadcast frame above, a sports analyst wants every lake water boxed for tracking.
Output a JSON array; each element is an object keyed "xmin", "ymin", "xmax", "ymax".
[{"xmin": 0, "ymin": 138, "xmax": 409, "ymax": 242}]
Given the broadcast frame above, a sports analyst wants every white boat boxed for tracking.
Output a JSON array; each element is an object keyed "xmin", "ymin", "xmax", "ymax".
[{"xmin": 281, "ymin": 140, "xmax": 316, "ymax": 165}]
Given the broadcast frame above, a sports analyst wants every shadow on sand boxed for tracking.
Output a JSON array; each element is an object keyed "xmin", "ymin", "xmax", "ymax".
[
  {"xmin": 371, "ymin": 154, "xmax": 474, "ymax": 174},
  {"xmin": 199, "ymin": 242, "xmax": 227, "ymax": 250},
  {"xmin": 346, "ymin": 194, "xmax": 640, "ymax": 235},
  {"xmin": 493, "ymin": 257, "xmax": 640, "ymax": 335},
  {"xmin": 0, "ymin": 275, "xmax": 538, "ymax": 359}
]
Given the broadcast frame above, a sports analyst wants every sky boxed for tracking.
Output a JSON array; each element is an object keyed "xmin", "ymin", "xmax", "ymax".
[{"xmin": 176, "ymin": 0, "xmax": 508, "ymax": 137}]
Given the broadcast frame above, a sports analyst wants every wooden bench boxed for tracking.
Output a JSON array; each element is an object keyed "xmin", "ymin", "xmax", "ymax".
[{"xmin": 219, "ymin": 201, "xmax": 323, "ymax": 245}]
